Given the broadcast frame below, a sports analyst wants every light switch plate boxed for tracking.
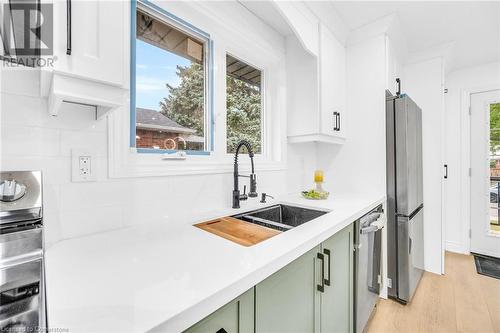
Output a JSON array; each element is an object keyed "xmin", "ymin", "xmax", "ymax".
[{"xmin": 71, "ymin": 149, "xmax": 97, "ymax": 182}]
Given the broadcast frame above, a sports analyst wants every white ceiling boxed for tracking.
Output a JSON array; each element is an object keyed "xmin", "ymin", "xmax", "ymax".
[{"xmin": 332, "ymin": 1, "xmax": 500, "ymax": 71}]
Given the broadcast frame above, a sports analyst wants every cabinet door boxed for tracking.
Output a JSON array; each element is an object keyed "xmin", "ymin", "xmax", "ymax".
[
  {"xmin": 184, "ymin": 288, "xmax": 254, "ymax": 333},
  {"xmin": 319, "ymin": 24, "xmax": 346, "ymax": 139},
  {"xmin": 52, "ymin": 0, "xmax": 126, "ymax": 86},
  {"xmin": 320, "ymin": 224, "xmax": 353, "ymax": 333},
  {"xmin": 256, "ymin": 246, "xmax": 321, "ymax": 333}
]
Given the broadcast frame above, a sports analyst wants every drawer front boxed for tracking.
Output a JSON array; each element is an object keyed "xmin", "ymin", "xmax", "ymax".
[
  {"xmin": 0, "ymin": 260, "xmax": 42, "ymax": 330},
  {"xmin": 0, "ymin": 228, "xmax": 42, "ymax": 264}
]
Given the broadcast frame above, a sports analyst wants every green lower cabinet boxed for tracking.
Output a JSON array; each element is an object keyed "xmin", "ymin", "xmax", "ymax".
[
  {"xmin": 256, "ymin": 223, "xmax": 354, "ymax": 333},
  {"xmin": 319, "ymin": 224, "xmax": 354, "ymax": 333},
  {"xmin": 184, "ymin": 288, "xmax": 254, "ymax": 333},
  {"xmin": 255, "ymin": 246, "xmax": 321, "ymax": 333},
  {"xmin": 186, "ymin": 223, "xmax": 354, "ymax": 333}
]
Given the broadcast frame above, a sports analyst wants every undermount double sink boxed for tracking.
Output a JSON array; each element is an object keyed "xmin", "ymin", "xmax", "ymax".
[
  {"xmin": 232, "ymin": 204, "xmax": 328, "ymax": 232},
  {"xmin": 195, "ymin": 204, "xmax": 328, "ymax": 247}
]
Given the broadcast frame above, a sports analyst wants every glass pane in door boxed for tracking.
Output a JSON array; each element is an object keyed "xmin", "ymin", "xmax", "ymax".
[{"xmin": 489, "ymin": 102, "xmax": 500, "ymax": 233}]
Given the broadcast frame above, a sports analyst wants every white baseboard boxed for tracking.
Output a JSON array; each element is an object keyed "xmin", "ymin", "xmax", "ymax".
[
  {"xmin": 445, "ymin": 241, "xmax": 467, "ymax": 254},
  {"xmin": 470, "ymin": 248, "xmax": 500, "ymax": 258}
]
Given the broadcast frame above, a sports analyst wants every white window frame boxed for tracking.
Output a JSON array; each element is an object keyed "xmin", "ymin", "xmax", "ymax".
[
  {"xmin": 225, "ymin": 52, "xmax": 265, "ymax": 156},
  {"xmin": 132, "ymin": 1, "xmax": 213, "ymax": 155},
  {"xmin": 107, "ymin": 0, "xmax": 286, "ymax": 178}
]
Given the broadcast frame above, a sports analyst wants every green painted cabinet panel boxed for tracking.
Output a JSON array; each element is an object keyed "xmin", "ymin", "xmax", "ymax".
[
  {"xmin": 255, "ymin": 246, "xmax": 321, "ymax": 333},
  {"xmin": 187, "ymin": 223, "xmax": 354, "ymax": 333},
  {"xmin": 320, "ymin": 224, "xmax": 354, "ymax": 333},
  {"xmin": 184, "ymin": 288, "xmax": 254, "ymax": 333}
]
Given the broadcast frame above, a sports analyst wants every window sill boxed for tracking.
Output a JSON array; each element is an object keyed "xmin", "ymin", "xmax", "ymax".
[
  {"xmin": 108, "ymin": 145, "xmax": 286, "ymax": 178},
  {"xmin": 109, "ymin": 160, "xmax": 286, "ymax": 178}
]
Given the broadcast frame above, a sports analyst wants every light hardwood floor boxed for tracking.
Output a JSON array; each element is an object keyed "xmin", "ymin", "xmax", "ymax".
[{"xmin": 367, "ymin": 252, "xmax": 500, "ymax": 333}]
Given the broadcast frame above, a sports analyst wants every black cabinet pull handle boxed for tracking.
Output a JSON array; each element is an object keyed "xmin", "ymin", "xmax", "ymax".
[
  {"xmin": 216, "ymin": 329, "xmax": 228, "ymax": 333},
  {"xmin": 66, "ymin": 0, "xmax": 72, "ymax": 55},
  {"xmin": 323, "ymin": 248, "xmax": 331, "ymax": 286},
  {"xmin": 317, "ymin": 252, "xmax": 325, "ymax": 292},
  {"xmin": 337, "ymin": 112, "xmax": 341, "ymax": 131},
  {"xmin": 396, "ymin": 78, "xmax": 401, "ymax": 96},
  {"xmin": 444, "ymin": 164, "xmax": 448, "ymax": 179},
  {"xmin": 333, "ymin": 112, "xmax": 338, "ymax": 131}
]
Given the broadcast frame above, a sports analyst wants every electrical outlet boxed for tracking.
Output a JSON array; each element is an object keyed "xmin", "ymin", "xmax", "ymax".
[
  {"xmin": 72, "ymin": 149, "xmax": 97, "ymax": 182},
  {"xmin": 79, "ymin": 156, "xmax": 91, "ymax": 177}
]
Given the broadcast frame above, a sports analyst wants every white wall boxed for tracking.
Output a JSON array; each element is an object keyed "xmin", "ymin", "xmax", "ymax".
[
  {"xmin": 317, "ymin": 34, "xmax": 387, "ymax": 198},
  {"xmin": 0, "ymin": 92, "xmax": 300, "ymax": 245},
  {"xmin": 0, "ymin": 1, "xmax": 307, "ymax": 247},
  {"xmin": 404, "ymin": 57, "xmax": 445, "ymax": 274},
  {"xmin": 444, "ymin": 61, "xmax": 500, "ymax": 254}
]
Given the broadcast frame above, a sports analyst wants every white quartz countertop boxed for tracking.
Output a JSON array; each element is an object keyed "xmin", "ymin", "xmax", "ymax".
[{"xmin": 45, "ymin": 192, "xmax": 385, "ymax": 333}]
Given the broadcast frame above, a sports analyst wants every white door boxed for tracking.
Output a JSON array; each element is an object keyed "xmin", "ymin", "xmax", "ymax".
[{"xmin": 470, "ymin": 89, "xmax": 500, "ymax": 257}]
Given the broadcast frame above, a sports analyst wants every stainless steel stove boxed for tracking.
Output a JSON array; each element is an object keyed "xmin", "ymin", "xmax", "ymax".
[{"xmin": 0, "ymin": 171, "xmax": 46, "ymax": 331}]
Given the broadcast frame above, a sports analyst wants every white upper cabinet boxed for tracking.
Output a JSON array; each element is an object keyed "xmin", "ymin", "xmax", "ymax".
[
  {"xmin": 287, "ymin": 22, "xmax": 347, "ymax": 144},
  {"xmin": 52, "ymin": 0, "xmax": 126, "ymax": 86},
  {"xmin": 44, "ymin": 0, "xmax": 128, "ymax": 117},
  {"xmin": 318, "ymin": 24, "xmax": 346, "ymax": 140}
]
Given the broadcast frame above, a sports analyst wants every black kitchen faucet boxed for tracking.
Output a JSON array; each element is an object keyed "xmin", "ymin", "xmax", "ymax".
[{"xmin": 232, "ymin": 140, "xmax": 257, "ymax": 208}]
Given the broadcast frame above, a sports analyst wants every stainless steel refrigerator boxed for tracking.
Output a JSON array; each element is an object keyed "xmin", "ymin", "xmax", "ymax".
[{"xmin": 386, "ymin": 90, "xmax": 425, "ymax": 304}]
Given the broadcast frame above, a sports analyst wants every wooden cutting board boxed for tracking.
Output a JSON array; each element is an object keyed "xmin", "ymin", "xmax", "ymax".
[{"xmin": 195, "ymin": 216, "xmax": 281, "ymax": 247}]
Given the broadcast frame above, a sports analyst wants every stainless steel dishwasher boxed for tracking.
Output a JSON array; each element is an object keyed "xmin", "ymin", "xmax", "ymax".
[{"xmin": 354, "ymin": 205, "xmax": 384, "ymax": 333}]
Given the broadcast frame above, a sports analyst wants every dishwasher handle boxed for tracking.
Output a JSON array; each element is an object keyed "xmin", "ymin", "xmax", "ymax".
[
  {"xmin": 360, "ymin": 225, "xmax": 379, "ymax": 234},
  {"xmin": 360, "ymin": 212, "xmax": 385, "ymax": 234}
]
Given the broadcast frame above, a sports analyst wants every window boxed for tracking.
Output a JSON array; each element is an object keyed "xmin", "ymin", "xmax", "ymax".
[
  {"xmin": 489, "ymin": 102, "xmax": 500, "ymax": 232},
  {"xmin": 226, "ymin": 54, "xmax": 263, "ymax": 154},
  {"xmin": 132, "ymin": 4, "xmax": 211, "ymax": 152}
]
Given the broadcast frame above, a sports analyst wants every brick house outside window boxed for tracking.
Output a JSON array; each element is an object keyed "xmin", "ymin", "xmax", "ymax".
[{"xmin": 135, "ymin": 108, "xmax": 204, "ymax": 150}]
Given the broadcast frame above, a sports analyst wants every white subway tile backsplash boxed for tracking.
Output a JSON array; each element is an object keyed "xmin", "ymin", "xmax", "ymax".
[
  {"xmin": 59, "ymin": 181, "xmax": 129, "ymax": 211},
  {"xmin": 0, "ymin": 70, "xmax": 41, "ymax": 97},
  {"xmin": 0, "ymin": 156, "xmax": 70, "ymax": 185},
  {"xmin": 1, "ymin": 93, "xmax": 107, "ymax": 132},
  {"xmin": 0, "ymin": 93, "xmax": 47, "ymax": 127},
  {"xmin": 42, "ymin": 183, "xmax": 61, "ymax": 212},
  {"xmin": 59, "ymin": 205, "xmax": 126, "ymax": 239},
  {"xmin": 126, "ymin": 178, "xmax": 172, "ymax": 207},
  {"xmin": 1, "ymin": 125, "xmax": 60, "ymax": 157},
  {"xmin": 122, "ymin": 203, "xmax": 172, "ymax": 227},
  {"xmin": 43, "ymin": 209, "xmax": 63, "ymax": 247},
  {"xmin": 60, "ymin": 129, "xmax": 107, "ymax": 157},
  {"xmin": 1, "ymin": 91, "xmax": 297, "ymax": 244}
]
